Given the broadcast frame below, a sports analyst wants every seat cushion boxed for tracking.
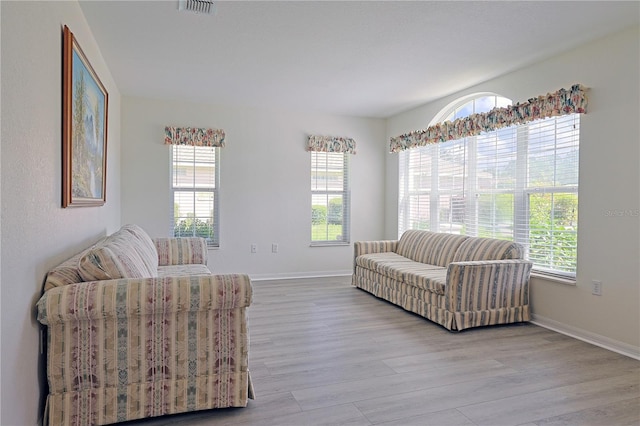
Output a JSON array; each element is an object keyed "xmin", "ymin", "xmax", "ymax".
[
  {"xmin": 157, "ymin": 264, "xmax": 212, "ymax": 277},
  {"xmin": 401, "ymin": 266, "xmax": 448, "ymax": 295},
  {"xmin": 355, "ymin": 252, "xmax": 415, "ymax": 272},
  {"xmin": 356, "ymin": 252, "xmax": 447, "ymax": 295}
]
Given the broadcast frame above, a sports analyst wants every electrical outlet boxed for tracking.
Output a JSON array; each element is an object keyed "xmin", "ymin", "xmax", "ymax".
[
  {"xmin": 251, "ymin": 244, "xmax": 257, "ymax": 254},
  {"xmin": 592, "ymin": 280, "xmax": 602, "ymax": 296},
  {"xmin": 272, "ymin": 243, "xmax": 278, "ymax": 253}
]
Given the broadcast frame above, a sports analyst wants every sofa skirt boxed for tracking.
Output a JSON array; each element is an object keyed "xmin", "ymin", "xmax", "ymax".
[
  {"xmin": 44, "ymin": 372, "xmax": 253, "ymax": 426},
  {"xmin": 352, "ymin": 269, "xmax": 530, "ymax": 331}
]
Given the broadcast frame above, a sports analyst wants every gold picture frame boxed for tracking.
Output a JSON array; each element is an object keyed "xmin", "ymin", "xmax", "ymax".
[{"xmin": 62, "ymin": 25, "xmax": 108, "ymax": 207}]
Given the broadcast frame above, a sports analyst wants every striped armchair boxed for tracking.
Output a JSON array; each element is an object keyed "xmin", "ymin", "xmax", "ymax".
[
  {"xmin": 352, "ymin": 230, "xmax": 532, "ymax": 331},
  {"xmin": 36, "ymin": 225, "xmax": 253, "ymax": 426}
]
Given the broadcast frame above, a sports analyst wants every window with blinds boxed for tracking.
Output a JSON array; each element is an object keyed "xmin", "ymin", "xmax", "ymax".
[
  {"xmin": 311, "ymin": 151, "xmax": 350, "ymax": 244},
  {"xmin": 171, "ymin": 144, "xmax": 219, "ymax": 247},
  {"xmin": 399, "ymin": 95, "xmax": 579, "ymax": 278}
]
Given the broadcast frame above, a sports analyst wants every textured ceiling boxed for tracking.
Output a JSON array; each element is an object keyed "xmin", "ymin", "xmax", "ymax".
[{"xmin": 79, "ymin": 1, "xmax": 639, "ymax": 118}]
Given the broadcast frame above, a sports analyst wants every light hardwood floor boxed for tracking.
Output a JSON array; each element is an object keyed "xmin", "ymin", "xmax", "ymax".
[{"xmin": 126, "ymin": 276, "xmax": 640, "ymax": 426}]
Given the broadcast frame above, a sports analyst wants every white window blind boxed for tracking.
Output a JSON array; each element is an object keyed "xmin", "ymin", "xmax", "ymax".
[
  {"xmin": 523, "ymin": 115, "xmax": 579, "ymax": 276},
  {"xmin": 311, "ymin": 151, "xmax": 350, "ymax": 244},
  {"xmin": 171, "ymin": 144, "xmax": 219, "ymax": 247},
  {"xmin": 399, "ymin": 95, "xmax": 579, "ymax": 278}
]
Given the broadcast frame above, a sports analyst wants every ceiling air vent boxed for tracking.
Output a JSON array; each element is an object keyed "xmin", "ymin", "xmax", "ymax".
[{"xmin": 178, "ymin": 0, "xmax": 216, "ymax": 16}]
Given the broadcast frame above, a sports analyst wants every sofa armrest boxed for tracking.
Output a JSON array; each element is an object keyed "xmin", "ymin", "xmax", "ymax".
[
  {"xmin": 37, "ymin": 274, "xmax": 252, "ymax": 325},
  {"xmin": 353, "ymin": 240, "xmax": 398, "ymax": 272},
  {"xmin": 354, "ymin": 240, "xmax": 398, "ymax": 257},
  {"xmin": 445, "ymin": 259, "xmax": 532, "ymax": 312},
  {"xmin": 154, "ymin": 237, "xmax": 208, "ymax": 266}
]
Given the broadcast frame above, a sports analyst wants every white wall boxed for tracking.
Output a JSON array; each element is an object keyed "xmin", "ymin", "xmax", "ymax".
[
  {"xmin": 0, "ymin": 2, "xmax": 121, "ymax": 424},
  {"xmin": 385, "ymin": 26, "xmax": 640, "ymax": 354},
  {"xmin": 121, "ymin": 98, "xmax": 386, "ymax": 279}
]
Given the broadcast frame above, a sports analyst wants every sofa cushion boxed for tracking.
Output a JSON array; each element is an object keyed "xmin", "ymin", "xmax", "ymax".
[
  {"xmin": 396, "ymin": 230, "xmax": 469, "ymax": 267},
  {"xmin": 44, "ymin": 250, "xmax": 89, "ymax": 291},
  {"xmin": 78, "ymin": 230, "xmax": 155, "ymax": 281},
  {"xmin": 355, "ymin": 252, "xmax": 414, "ymax": 272},
  {"xmin": 356, "ymin": 252, "xmax": 447, "ymax": 294},
  {"xmin": 157, "ymin": 264, "xmax": 212, "ymax": 277},
  {"xmin": 155, "ymin": 237, "xmax": 208, "ymax": 266},
  {"xmin": 401, "ymin": 266, "xmax": 448, "ymax": 295},
  {"xmin": 356, "ymin": 252, "xmax": 416, "ymax": 282},
  {"xmin": 452, "ymin": 237, "xmax": 524, "ymax": 262},
  {"xmin": 121, "ymin": 224, "xmax": 159, "ymax": 274}
]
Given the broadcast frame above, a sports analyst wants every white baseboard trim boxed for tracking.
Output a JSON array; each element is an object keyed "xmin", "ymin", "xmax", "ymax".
[
  {"xmin": 531, "ymin": 313, "xmax": 640, "ymax": 361},
  {"xmin": 249, "ymin": 270, "xmax": 352, "ymax": 282}
]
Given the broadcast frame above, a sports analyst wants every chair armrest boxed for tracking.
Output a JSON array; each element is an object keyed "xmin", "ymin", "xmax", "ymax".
[
  {"xmin": 154, "ymin": 237, "xmax": 208, "ymax": 266},
  {"xmin": 36, "ymin": 274, "xmax": 252, "ymax": 325},
  {"xmin": 445, "ymin": 259, "xmax": 532, "ymax": 312}
]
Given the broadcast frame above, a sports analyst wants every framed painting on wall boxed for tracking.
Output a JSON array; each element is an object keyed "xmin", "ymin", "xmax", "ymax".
[{"xmin": 62, "ymin": 25, "xmax": 108, "ymax": 207}]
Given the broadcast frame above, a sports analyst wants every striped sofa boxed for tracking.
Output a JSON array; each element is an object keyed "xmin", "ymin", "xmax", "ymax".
[
  {"xmin": 352, "ymin": 230, "xmax": 532, "ymax": 331},
  {"xmin": 36, "ymin": 224, "xmax": 253, "ymax": 426}
]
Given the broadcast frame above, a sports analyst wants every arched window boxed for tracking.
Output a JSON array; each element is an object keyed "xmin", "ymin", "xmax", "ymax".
[{"xmin": 398, "ymin": 93, "xmax": 579, "ymax": 278}]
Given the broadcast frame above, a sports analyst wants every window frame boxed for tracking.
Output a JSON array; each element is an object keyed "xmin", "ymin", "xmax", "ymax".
[
  {"xmin": 170, "ymin": 144, "xmax": 220, "ymax": 248},
  {"xmin": 311, "ymin": 151, "xmax": 351, "ymax": 246},
  {"xmin": 398, "ymin": 94, "xmax": 579, "ymax": 279}
]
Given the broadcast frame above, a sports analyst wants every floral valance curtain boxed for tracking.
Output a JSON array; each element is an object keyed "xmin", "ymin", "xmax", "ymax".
[
  {"xmin": 390, "ymin": 84, "xmax": 588, "ymax": 153},
  {"xmin": 307, "ymin": 135, "xmax": 356, "ymax": 154},
  {"xmin": 164, "ymin": 127, "xmax": 226, "ymax": 147}
]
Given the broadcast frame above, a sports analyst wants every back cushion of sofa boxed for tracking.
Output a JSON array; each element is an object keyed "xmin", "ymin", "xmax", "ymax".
[
  {"xmin": 78, "ymin": 229, "xmax": 155, "ymax": 281},
  {"xmin": 452, "ymin": 237, "xmax": 524, "ymax": 262},
  {"xmin": 396, "ymin": 230, "xmax": 469, "ymax": 267},
  {"xmin": 121, "ymin": 224, "xmax": 159, "ymax": 273},
  {"xmin": 43, "ymin": 250, "xmax": 89, "ymax": 291}
]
